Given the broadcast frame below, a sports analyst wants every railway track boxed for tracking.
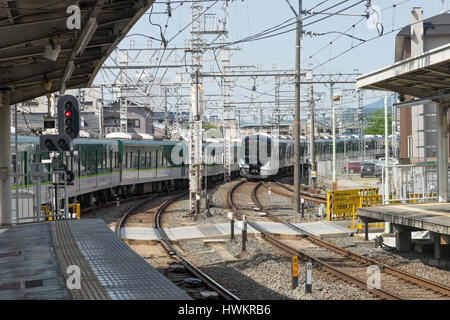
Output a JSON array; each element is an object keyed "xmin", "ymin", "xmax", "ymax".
[
  {"xmin": 261, "ymin": 181, "xmax": 327, "ymax": 205},
  {"xmin": 229, "ymin": 180, "xmax": 450, "ymax": 300},
  {"xmin": 116, "ymin": 192, "xmax": 239, "ymax": 300}
]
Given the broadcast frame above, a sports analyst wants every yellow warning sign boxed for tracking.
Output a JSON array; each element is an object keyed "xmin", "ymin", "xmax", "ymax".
[{"xmin": 292, "ymin": 256, "xmax": 298, "ymax": 277}]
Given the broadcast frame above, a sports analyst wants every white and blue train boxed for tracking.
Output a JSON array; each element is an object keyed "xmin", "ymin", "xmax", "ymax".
[{"xmin": 239, "ymin": 134, "xmax": 387, "ymax": 180}]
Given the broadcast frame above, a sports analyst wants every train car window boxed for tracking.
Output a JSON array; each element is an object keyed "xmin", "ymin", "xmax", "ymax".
[
  {"xmin": 164, "ymin": 150, "xmax": 167, "ymax": 168},
  {"xmin": 84, "ymin": 152, "xmax": 88, "ymax": 174},
  {"xmin": 135, "ymin": 152, "xmax": 139, "ymax": 169},
  {"xmin": 93, "ymin": 151, "xmax": 97, "ymax": 173},
  {"xmin": 129, "ymin": 152, "xmax": 133, "ymax": 169},
  {"xmin": 135, "ymin": 151, "xmax": 139, "ymax": 169},
  {"xmin": 99, "ymin": 151, "xmax": 103, "ymax": 171},
  {"xmin": 158, "ymin": 150, "xmax": 162, "ymax": 168},
  {"xmin": 87, "ymin": 153, "xmax": 92, "ymax": 174},
  {"xmin": 80, "ymin": 152, "xmax": 85, "ymax": 175},
  {"xmin": 108, "ymin": 150, "xmax": 111, "ymax": 171},
  {"xmin": 163, "ymin": 150, "xmax": 166, "ymax": 168},
  {"xmin": 244, "ymin": 137, "xmax": 249, "ymax": 162},
  {"xmin": 157, "ymin": 150, "xmax": 161, "ymax": 169},
  {"xmin": 149, "ymin": 152, "xmax": 153, "ymax": 169}
]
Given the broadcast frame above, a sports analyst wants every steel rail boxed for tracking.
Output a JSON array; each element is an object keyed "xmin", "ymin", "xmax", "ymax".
[
  {"xmin": 252, "ymin": 182, "xmax": 450, "ymax": 299},
  {"xmin": 267, "ymin": 182, "xmax": 327, "ymax": 204},
  {"xmin": 229, "ymin": 181, "xmax": 403, "ymax": 300},
  {"xmin": 154, "ymin": 194, "xmax": 240, "ymax": 301},
  {"xmin": 115, "ymin": 195, "xmax": 158, "ymax": 238}
]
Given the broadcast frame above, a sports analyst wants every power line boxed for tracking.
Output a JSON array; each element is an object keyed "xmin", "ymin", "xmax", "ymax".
[
  {"xmin": 205, "ymin": 0, "xmax": 364, "ymax": 49},
  {"xmin": 302, "ymin": 0, "xmax": 411, "ymax": 65},
  {"xmin": 312, "ymin": 9, "xmax": 450, "ymax": 71}
]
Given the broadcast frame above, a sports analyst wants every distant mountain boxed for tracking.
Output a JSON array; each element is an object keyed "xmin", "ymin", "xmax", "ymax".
[{"xmin": 363, "ymin": 96, "xmax": 393, "ymax": 114}]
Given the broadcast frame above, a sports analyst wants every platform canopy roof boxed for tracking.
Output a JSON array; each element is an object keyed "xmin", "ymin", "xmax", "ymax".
[
  {"xmin": 357, "ymin": 43, "xmax": 450, "ymax": 104},
  {"xmin": 0, "ymin": 0, "xmax": 153, "ymax": 105}
]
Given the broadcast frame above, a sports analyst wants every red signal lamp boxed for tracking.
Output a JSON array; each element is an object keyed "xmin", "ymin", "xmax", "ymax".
[{"xmin": 65, "ymin": 110, "xmax": 72, "ymax": 117}]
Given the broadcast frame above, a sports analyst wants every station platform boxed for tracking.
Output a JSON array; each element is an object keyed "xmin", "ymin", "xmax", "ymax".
[
  {"xmin": 358, "ymin": 203, "xmax": 450, "ymax": 236},
  {"xmin": 0, "ymin": 219, "xmax": 191, "ymax": 300},
  {"xmin": 358, "ymin": 203, "xmax": 450, "ymax": 262},
  {"xmin": 118, "ymin": 221, "xmax": 352, "ymax": 242}
]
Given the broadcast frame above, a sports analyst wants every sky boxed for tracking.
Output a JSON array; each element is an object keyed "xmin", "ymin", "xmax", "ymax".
[{"xmin": 95, "ymin": 0, "xmax": 447, "ymax": 124}]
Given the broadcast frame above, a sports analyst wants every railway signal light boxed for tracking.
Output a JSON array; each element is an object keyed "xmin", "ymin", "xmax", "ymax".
[
  {"xmin": 65, "ymin": 170, "xmax": 75, "ymax": 185},
  {"xmin": 57, "ymin": 94, "xmax": 80, "ymax": 139},
  {"xmin": 40, "ymin": 134, "xmax": 72, "ymax": 153}
]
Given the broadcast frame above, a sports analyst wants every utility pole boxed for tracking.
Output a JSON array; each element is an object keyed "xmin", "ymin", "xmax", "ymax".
[
  {"xmin": 275, "ymin": 76, "xmax": 281, "ymax": 130},
  {"xmin": 308, "ymin": 85, "xmax": 316, "ymax": 188},
  {"xmin": 222, "ymin": 47, "xmax": 233, "ymax": 182},
  {"xmin": 190, "ymin": 70, "xmax": 202, "ymax": 215},
  {"xmin": 237, "ymin": 109, "xmax": 241, "ymax": 140},
  {"xmin": 391, "ymin": 92, "xmax": 398, "ymax": 158},
  {"xmin": 119, "ymin": 50, "xmax": 128, "ymax": 133},
  {"xmin": 164, "ymin": 86, "xmax": 168, "ymax": 138},
  {"xmin": 189, "ymin": 1, "xmax": 204, "ymax": 215},
  {"xmin": 176, "ymin": 87, "xmax": 182, "ymax": 139},
  {"xmin": 98, "ymin": 85, "xmax": 104, "ymax": 138},
  {"xmin": 293, "ymin": 0, "xmax": 302, "ymax": 214},
  {"xmin": 384, "ymin": 92, "xmax": 389, "ymax": 203},
  {"xmin": 357, "ymin": 90, "xmax": 364, "ymax": 161},
  {"xmin": 331, "ymin": 82, "xmax": 337, "ymax": 189},
  {"xmin": 384, "ymin": 92, "xmax": 391, "ymax": 233},
  {"xmin": 260, "ymin": 107, "xmax": 263, "ymax": 131}
]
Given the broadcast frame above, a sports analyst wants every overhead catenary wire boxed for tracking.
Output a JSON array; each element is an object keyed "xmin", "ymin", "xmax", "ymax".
[
  {"xmin": 302, "ymin": 0, "xmax": 411, "ymax": 65},
  {"xmin": 210, "ymin": 2, "xmax": 369, "ymax": 50},
  {"xmin": 205, "ymin": 0, "xmax": 362, "ymax": 49},
  {"xmin": 95, "ymin": 0, "xmax": 419, "ymax": 121},
  {"xmin": 311, "ymin": 9, "xmax": 450, "ymax": 71}
]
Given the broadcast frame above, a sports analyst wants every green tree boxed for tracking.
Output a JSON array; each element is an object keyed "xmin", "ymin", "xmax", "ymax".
[
  {"xmin": 364, "ymin": 109, "xmax": 392, "ymax": 135},
  {"xmin": 202, "ymin": 122, "xmax": 218, "ymax": 131}
]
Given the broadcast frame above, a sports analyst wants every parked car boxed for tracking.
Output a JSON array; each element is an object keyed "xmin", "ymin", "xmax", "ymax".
[
  {"xmin": 376, "ymin": 157, "xmax": 399, "ymax": 166},
  {"xmin": 344, "ymin": 161, "xmax": 362, "ymax": 174},
  {"xmin": 360, "ymin": 162, "xmax": 382, "ymax": 178}
]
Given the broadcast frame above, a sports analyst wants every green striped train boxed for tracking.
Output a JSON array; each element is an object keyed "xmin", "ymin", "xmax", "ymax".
[{"xmin": 13, "ymin": 136, "xmax": 241, "ymax": 209}]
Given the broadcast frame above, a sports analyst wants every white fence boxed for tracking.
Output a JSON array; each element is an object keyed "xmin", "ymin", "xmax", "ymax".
[{"xmin": 380, "ymin": 164, "xmax": 438, "ymax": 204}]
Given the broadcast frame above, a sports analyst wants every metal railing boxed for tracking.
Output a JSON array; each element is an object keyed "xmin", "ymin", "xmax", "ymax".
[
  {"xmin": 381, "ymin": 163, "xmax": 438, "ymax": 204},
  {"xmin": 11, "ymin": 170, "xmax": 70, "ymax": 224}
]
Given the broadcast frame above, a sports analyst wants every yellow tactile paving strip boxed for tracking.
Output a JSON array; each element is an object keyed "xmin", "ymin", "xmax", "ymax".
[{"xmin": 51, "ymin": 221, "xmax": 110, "ymax": 300}]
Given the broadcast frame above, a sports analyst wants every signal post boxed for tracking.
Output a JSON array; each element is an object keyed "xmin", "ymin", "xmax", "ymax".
[
  {"xmin": 40, "ymin": 95, "xmax": 80, "ymax": 219},
  {"xmin": 189, "ymin": 71, "xmax": 203, "ymax": 215}
]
